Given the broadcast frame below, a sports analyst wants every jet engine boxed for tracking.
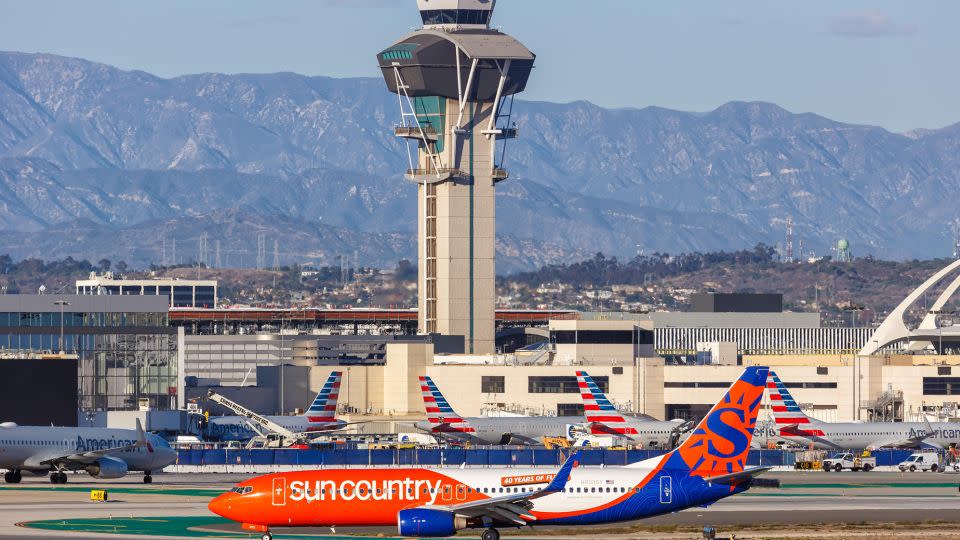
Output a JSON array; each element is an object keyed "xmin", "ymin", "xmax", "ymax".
[
  {"xmin": 397, "ymin": 508, "xmax": 468, "ymax": 537},
  {"xmin": 85, "ymin": 456, "xmax": 128, "ymax": 479}
]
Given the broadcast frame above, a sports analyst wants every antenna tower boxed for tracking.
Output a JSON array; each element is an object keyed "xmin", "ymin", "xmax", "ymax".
[
  {"xmin": 786, "ymin": 217, "xmax": 794, "ymax": 263},
  {"xmin": 273, "ymin": 240, "xmax": 280, "ymax": 271},
  {"xmin": 215, "ymin": 240, "xmax": 222, "ymax": 269},
  {"xmin": 256, "ymin": 234, "xmax": 266, "ymax": 270}
]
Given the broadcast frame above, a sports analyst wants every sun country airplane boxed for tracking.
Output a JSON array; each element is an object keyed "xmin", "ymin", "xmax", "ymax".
[
  {"xmin": 208, "ymin": 366, "xmax": 772, "ymax": 540},
  {"xmin": 414, "ymin": 375, "xmax": 588, "ymax": 445},
  {"xmin": 0, "ymin": 419, "xmax": 177, "ymax": 484},
  {"xmin": 767, "ymin": 370, "xmax": 960, "ymax": 451},
  {"xmin": 576, "ymin": 371, "xmax": 693, "ymax": 449},
  {"xmin": 206, "ymin": 371, "xmax": 349, "ymax": 441}
]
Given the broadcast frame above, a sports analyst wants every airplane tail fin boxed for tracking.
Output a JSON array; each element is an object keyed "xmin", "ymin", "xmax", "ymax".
[
  {"xmin": 766, "ymin": 370, "xmax": 819, "ymax": 429},
  {"xmin": 576, "ymin": 370, "xmax": 638, "ymax": 436},
  {"xmin": 669, "ymin": 366, "xmax": 768, "ymax": 478},
  {"xmin": 304, "ymin": 371, "xmax": 342, "ymax": 425},
  {"xmin": 419, "ymin": 376, "xmax": 474, "ymax": 432}
]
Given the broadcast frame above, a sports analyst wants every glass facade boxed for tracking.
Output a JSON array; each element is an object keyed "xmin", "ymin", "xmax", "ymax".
[
  {"xmin": 557, "ymin": 403, "xmax": 585, "ymax": 417},
  {"xmin": 529, "ymin": 375, "xmax": 609, "ymax": 394},
  {"xmin": 77, "ymin": 279, "xmax": 218, "ymax": 308},
  {"xmin": 923, "ymin": 377, "xmax": 960, "ymax": 395},
  {"xmin": 0, "ymin": 296, "xmax": 177, "ymax": 412},
  {"xmin": 481, "ymin": 375, "xmax": 505, "ymax": 393},
  {"xmin": 552, "ymin": 329, "xmax": 654, "ymax": 345},
  {"xmin": 420, "ymin": 9, "xmax": 491, "ymax": 26}
]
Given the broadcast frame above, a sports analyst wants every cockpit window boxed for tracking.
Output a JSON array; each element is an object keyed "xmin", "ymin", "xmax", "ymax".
[{"xmin": 230, "ymin": 486, "xmax": 253, "ymax": 494}]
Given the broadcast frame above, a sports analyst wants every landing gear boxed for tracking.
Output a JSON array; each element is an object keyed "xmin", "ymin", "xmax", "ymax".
[
  {"xmin": 143, "ymin": 473, "xmax": 153, "ymax": 484},
  {"xmin": 260, "ymin": 533, "xmax": 273, "ymax": 540},
  {"xmin": 49, "ymin": 472, "xmax": 67, "ymax": 484},
  {"xmin": 3, "ymin": 470, "xmax": 21, "ymax": 483},
  {"xmin": 481, "ymin": 528, "xmax": 500, "ymax": 540}
]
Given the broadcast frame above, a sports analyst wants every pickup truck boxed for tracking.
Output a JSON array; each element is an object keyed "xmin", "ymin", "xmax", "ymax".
[{"xmin": 822, "ymin": 452, "xmax": 876, "ymax": 472}]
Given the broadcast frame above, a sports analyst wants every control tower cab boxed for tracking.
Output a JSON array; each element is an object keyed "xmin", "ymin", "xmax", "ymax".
[
  {"xmin": 377, "ymin": 0, "xmax": 535, "ymax": 355},
  {"xmin": 418, "ymin": 0, "xmax": 498, "ymax": 30}
]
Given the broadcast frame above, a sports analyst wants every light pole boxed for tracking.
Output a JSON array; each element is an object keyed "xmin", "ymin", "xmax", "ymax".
[{"xmin": 53, "ymin": 300, "xmax": 70, "ymax": 354}]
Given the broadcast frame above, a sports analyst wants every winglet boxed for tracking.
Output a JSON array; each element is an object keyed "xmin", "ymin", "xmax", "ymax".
[{"xmin": 543, "ymin": 451, "xmax": 579, "ymax": 493}]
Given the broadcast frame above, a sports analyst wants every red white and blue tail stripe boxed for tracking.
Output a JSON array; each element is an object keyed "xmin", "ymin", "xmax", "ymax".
[
  {"xmin": 576, "ymin": 371, "xmax": 638, "ymax": 436},
  {"xmin": 766, "ymin": 370, "xmax": 824, "ymax": 437},
  {"xmin": 305, "ymin": 371, "xmax": 342, "ymax": 425},
  {"xmin": 419, "ymin": 376, "xmax": 475, "ymax": 433}
]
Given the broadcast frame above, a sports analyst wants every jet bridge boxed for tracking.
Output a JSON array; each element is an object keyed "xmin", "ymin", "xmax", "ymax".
[{"xmin": 206, "ymin": 391, "xmax": 302, "ymax": 448}]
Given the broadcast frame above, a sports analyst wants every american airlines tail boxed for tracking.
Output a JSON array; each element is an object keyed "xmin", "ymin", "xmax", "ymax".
[
  {"xmin": 576, "ymin": 371, "xmax": 638, "ymax": 436},
  {"xmin": 766, "ymin": 370, "xmax": 825, "ymax": 436},
  {"xmin": 419, "ymin": 376, "xmax": 475, "ymax": 434},
  {"xmin": 304, "ymin": 371, "xmax": 343, "ymax": 427}
]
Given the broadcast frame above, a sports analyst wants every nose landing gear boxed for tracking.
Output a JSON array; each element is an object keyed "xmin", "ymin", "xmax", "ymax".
[
  {"xmin": 49, "ymin": 471, "xmax": 67, "ymax": 484},
  {"xmin": 3, "ymin": 470, "xmax": 21, "ymax": 483},
  {"xmin": 143, "ymin": 472, "xmax": 153, "ymax": 484}
]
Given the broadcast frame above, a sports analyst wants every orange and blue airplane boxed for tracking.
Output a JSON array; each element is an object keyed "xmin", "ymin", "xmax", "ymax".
[{"xmin": 208, "ymin": 366, "xmax": 770, "ymax": 540}]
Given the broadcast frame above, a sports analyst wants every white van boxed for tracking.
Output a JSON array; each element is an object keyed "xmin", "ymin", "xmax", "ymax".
[{"xmin": 898, "ymin": 453, "xmax": 941, "ymax": 472}]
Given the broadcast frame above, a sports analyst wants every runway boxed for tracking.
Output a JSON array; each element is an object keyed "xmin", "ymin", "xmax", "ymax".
[{"xmin": 3, "ymin": 471, "xmax": 960, "ymax": 539}]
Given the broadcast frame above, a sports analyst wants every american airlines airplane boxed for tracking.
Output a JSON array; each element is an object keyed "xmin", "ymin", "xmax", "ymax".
[
  {"xmin": 206, "ymin": 371, "xmax": 348, "ymax": 441},
  {"xmin": 208, "ymin": 366, "xmax": 772, "ymax": 540},
  {"xmin": 767, "ymin": 370, "xmax": 960, "ymax": 451},
  {"xmin": 576, "ymin": 371, "xmax": 693, "ymax": 448},
  {"xmin": 414, "ymin": 376, "xmax": 587, "ymax": 445},
  {"xmin": 0, "ymin": 419, "xmax": 177, "ymax": 484}
]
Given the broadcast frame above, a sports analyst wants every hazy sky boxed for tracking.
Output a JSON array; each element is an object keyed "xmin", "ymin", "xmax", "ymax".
[{"xmin": 1, "ymin": 1, "xmax": 956, "ymax": 132}]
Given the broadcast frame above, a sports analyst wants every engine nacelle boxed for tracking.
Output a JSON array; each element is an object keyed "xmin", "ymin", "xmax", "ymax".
[
  {"xmin": 85, "ymin": 456, "xmax": 128, "ymax": 479},
  {"xmin": 397, "ymin": 509, "xmax": 467, "ymax": 537}
]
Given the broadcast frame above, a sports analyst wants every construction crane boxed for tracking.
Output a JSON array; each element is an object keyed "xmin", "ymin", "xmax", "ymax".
[{"xmin": 206, "ymin": 390, "xmax": 304, "ymax": 448}]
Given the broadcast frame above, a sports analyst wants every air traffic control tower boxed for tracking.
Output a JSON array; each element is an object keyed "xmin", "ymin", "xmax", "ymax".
[{"xmin": 378, "ymin": 0, "xmax": 535, "ymax": 354}]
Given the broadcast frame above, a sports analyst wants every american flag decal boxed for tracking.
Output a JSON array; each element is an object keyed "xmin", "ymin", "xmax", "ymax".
[
  {"xmin": 576, "ymin": 370, "xmax": 638, "ymax": 435},
  {"xmin": 305, "ymin": 371, "xmax": 342, "ymax": 425},
  {"xmin": 766, "ymin": 371, "xmax": 825, "ymax": 437},
  {"xmin": 419, "ymin": 376, "xmax": 476, "ymax": 433}
]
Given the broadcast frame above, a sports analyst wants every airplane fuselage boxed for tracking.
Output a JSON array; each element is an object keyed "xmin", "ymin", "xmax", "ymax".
[
  {"xmin": 0, "ymin": 426, "xmax": 176, "ymax": 473},
  {"xmin": 209, "ymin": 457, "xmax": 747, "ymax": 530},
  {"xmin": 206, "ymin": 416, "xmax": 341, "ymax": 441},
  {"xmin": 779, "ymin": 421, "xmax": 960, "ymax": 450}
]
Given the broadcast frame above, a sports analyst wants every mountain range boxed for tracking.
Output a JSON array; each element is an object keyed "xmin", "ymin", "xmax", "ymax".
[{"xmin": 1, "ymin": 50, "xmax": 959, "ymax": 272}]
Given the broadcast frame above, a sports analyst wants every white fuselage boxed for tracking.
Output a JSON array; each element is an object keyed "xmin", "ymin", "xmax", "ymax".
[
  {"xmin": 0, "ymin": 426, "xmax": 176, "ymax": 473},
  {"xmin": 780, "ymin": 422, "xmax": 960, "ymax": 450}
]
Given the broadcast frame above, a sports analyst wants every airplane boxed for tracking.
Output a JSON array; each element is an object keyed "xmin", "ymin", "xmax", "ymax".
[
  {"xmin": 767, "ymin": 370, "xmax": 960, "ymax": 451},
  {"xmin": 0, "ymin": 419, "xmax": 177, "ymax": 484},
  {"xmin": 208, "ymin": 366, "xmax": 772, "ymax": 540},
  {"xmin": 205, "ymin": 371, "xmax": 349, "ymax": 441},
  {"xmin": 576, "ymin": 371, "xmax": 693, "ymax": 449},
  {"xmin": 414, "ymin": 375, "xmax": 588, "ymax": 445}
]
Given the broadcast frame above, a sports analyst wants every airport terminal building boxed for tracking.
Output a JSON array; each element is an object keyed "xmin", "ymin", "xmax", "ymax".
[{"xmin": 0, "ymin": 295, "xmax": 180, "ymax": 415}]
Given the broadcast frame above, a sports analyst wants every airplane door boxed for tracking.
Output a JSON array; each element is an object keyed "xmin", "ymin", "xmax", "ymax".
[
  {"xmin": 272, "ymin": 477, "xmax": 286, "ymax": 507},
  {"xmin": 659, "ymin": 476, "xmax": 672, "ymax": 504},
  {"xmin": 456, "ymin": 485, "xmax": 467, "ymax": 501}
]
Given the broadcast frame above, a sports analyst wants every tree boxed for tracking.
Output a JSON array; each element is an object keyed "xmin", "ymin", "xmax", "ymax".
[
  {"xmin": 97, "ymin": 259, "xmax": 111, "ymax": 273},
  {"xmin": 115, "ymin": 261, "xmax": 128, "ymax": 274}
]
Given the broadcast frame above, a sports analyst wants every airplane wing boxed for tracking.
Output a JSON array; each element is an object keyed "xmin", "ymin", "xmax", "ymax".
[
  {"xmin": 419, "ymin": 451, "xmax": 579, "ymax": 526},
  {"xmin": 866, "ymin": 419, "xmax": 939, "ymax": 450},
  {"xmin": 37, "ymin": 419, "xmax": 149, "ymax": 468},
  {"xmin": 703, "ymin": 466, "xmax": 772, "ymax": 487}
]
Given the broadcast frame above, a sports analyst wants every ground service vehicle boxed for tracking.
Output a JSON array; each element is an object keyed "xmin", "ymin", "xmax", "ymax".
[
  {"xmin": 208, "ymin": 367, "xmax": 772, "ymax": 540},
  {"xmin": 898, "ymin": 453, "xmax": 941, "ymax": 472},
  {"xmin": 821, "ymin": 452, "xmax": 876, "ymax": 472}
]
